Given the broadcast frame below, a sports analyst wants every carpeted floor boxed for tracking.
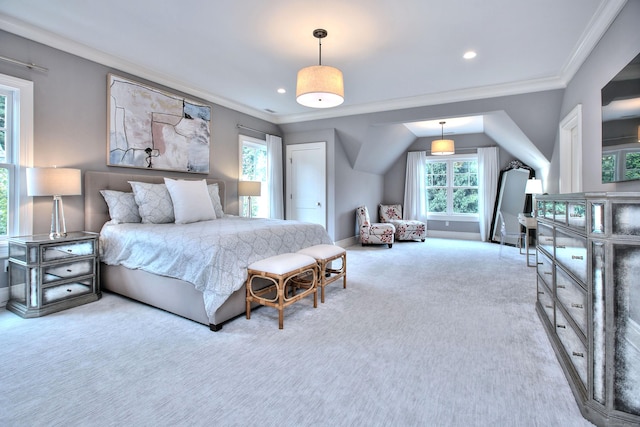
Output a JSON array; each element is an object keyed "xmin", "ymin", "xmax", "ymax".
[{"xmin": 0, "ymin": 238, "xmax": 593, "ymax": 426}]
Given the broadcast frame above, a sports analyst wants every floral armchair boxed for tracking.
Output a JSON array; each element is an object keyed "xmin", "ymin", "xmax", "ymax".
[
  {"xmin": 379, "ymin": 204, "xmax": 426, "ymax": 242},
  {"xmin": 356, "ymin": 206, "xmax": 395, "ymax": 248}
]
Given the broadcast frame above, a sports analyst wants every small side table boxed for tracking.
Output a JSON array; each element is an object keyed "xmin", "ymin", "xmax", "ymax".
[
  {"xmin": 6, "ymin": 231, "xmax": 100, "ymax": 318},
  {"xmin": 518, "ymin": 215, "xmax": 537, "ymax": 267}
]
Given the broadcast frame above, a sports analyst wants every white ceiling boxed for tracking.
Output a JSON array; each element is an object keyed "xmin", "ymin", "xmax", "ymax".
[{"xmin": 0, "ymin": 0, "xmax": 627, "ymax": 130}]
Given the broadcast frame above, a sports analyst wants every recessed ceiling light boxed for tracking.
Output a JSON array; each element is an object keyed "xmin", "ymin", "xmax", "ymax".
[
  {"xmin": 277, "ymin": 88, "xmax": 286, "ymax": 94},
  {"xmin": 463, "ymin": 51, "xmax": 477, "ymax": 59}
]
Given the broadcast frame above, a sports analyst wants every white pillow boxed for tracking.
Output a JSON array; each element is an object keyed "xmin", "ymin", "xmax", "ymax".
[
  {"xmin": 99, "ymin": 190, "xmax": 141, "ymax": 224},
  {"xmin": 207, "ymin": 183, "xmax": 224, "ymax": 218},
  {"xmin": 164, "ymin": 178, "xmax": 216, "ymax": 224},
  {"xmin": 129, "ymin": 181, "xmax": 175, "ymax": 224}
]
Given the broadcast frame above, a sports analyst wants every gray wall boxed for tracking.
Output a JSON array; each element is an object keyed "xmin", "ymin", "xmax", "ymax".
[
  {"xmin": 548, "ymin": 0, "xmax": 640, "ymax": 193},
  {"xmin": 0, "ymin": 29, "xmax": 280, "ymax": 235}
]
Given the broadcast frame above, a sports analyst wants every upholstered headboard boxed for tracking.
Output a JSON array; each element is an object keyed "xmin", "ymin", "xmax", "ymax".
[{"xmin": 84, "ymin": 171, "xmax": 226, "ymax": 233}]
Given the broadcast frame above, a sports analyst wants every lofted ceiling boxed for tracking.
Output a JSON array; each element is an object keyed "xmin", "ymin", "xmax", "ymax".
[
  {"xmin": 0, "ymin": 0, "xmax": 626, "ymax": 127},
  {"xmin": 0, "ymin": 0, "xmax": 630, "ymax": 178}
]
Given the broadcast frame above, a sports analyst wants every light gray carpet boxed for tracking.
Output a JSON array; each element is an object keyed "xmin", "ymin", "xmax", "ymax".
[{"xmin": 0, "ymin": 238, "xmax": 593, "ymax": 427}]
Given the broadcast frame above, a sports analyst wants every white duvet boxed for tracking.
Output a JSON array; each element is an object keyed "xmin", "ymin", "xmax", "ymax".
[{"xmin": 99, "ymin": 216, "xmax": 332, "ymax": 320}]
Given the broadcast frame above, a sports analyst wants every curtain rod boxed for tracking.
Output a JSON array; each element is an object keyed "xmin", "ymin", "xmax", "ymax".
[
  {"xmin": 410, "ymin": 145, "xmax": 498, "ymax": 153},
  {"xmin": 237, "ymin": 124, "xmax": 281, "ymax": 138},
  {"xmin": 0, "ymin": 55, "xmax": 48, "ymax": 72}
]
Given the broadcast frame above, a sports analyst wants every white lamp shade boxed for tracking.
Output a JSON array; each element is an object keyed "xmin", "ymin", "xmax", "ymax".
[
  {"xmin": 27, "ymin": 167, "xmax": 82, "ymax": 197},
  {"xmin": 238, "ymin": 181, "xmax": 262, "ymax": 197},
  {"xmin": 431, "ymin": 139, "xmax": 455, "ymax": 156},
  {"xmin": 525, "ymin": 178, "xmax": 543, "ymax": 195},
  {"xmin": 296, "ymin": 65, "xmax": 344, "ymax": 108}
]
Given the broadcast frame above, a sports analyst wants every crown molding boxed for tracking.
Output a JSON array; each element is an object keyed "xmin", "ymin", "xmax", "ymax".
[
  {"xmin": 0, "ymin": 14, "xmax": 274, "ymax": 122},
  {"xmin": 558, "ymin": 0, "xmax": 628, "ymax": 85},
  {"xmin": 273, "ymin": 76, "xmax": 567, "ymax": 124}
]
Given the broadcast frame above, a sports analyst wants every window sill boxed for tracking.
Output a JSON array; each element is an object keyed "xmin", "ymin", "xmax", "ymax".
[{"xmin": 427, "ymin": 215, "xmax": 479, "ymax": 223}]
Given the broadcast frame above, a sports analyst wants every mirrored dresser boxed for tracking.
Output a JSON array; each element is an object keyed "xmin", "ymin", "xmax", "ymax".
[
  {"xmin": 6, "ymin": 231, "xmax": 100, "ymax": 318},
  {"xmin": 535, "ymin": 193, "xmax": 640, "ymax": 426}
]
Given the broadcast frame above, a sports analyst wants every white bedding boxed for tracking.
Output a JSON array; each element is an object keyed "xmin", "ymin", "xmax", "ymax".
[{"xmin": 99, "ymin": 216, "xmax": 332, "ymax": 319}]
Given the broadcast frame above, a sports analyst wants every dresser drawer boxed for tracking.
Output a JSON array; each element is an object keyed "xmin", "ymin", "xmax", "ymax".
[
  {"xmin": 42, "ymin": 240, "xmax": 96, "ymax": 262},
  {"xmin": 567, "ymin": 202, "xmax": 586, "ymax": 231},
  {"xmin": 537, "ymin": 222, "xmax": 554, "ymax": 256},
  {"xmin": 537, "ymin": 276, "xmax": 554, "ymax": 326},
  {"xmin": 555, "ymin": 228, "xmax": 587, "ymax": 283},
  {"xmin": 42, "ymin": 259, "xmax": 95, "ymax": 283},
  {"xmin": 537, "ymin": 250, "xmax": 553, "ymax": 288},
  {"xmin": 556, "ymin": 266, "xmax": 587, "ymax": 337},
  {"xmin": 555, "ymin": 309, "xmax": 587, "ymax": 388},
  {"xmin": 42, "ymin": 278, "xmax": 94, "ymax": 306}
]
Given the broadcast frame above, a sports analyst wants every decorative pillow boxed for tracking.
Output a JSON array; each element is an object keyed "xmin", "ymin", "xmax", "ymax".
[
  {"xmin": 99, "ymin": 190, "xmax": 141, "ymax": 224},
  {"xmin": 129, "ymin": 181, "xmax": 175, "ymax": 224},
  {"xmin": 164, "ymin": 178, "xmax": 216, "ymax": 224},
  {"xmin": 207, "ymin": 183, "xmax": 225, "ymax": 218}
]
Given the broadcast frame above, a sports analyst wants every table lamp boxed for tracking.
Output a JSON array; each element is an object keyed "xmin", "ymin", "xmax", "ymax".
[
  {"xmin": 26, "ymin": 167, "xmax": 82, "ymax": 239},
  {"xmin": 238, "ymin": 181, "xmax": 261, "ymax": 218},
  {"xmin": 525, "ymin": 178, "xmax": 543, "ymax": 216}
]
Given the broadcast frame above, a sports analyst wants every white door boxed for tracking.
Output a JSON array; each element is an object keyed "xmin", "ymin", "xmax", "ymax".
[
  {"xmin": 286, "ymin": 142, "xmax": 326, "ymax": 227},
  {"xmin": 559, "ymin": 104, "xmax": 583, "ymax": 193}
]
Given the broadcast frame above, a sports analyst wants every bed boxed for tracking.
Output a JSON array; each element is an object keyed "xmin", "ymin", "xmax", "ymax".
[{"xmin": 84, "ymin": 171, "xmax": 333, "ymax": 331}]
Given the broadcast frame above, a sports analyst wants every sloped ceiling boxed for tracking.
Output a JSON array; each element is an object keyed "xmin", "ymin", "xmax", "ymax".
[{"xmin": 0, "ymin": 0, "xmax": 628, "ymax": 175}]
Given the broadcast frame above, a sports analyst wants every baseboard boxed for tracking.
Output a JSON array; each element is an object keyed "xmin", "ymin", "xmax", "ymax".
[
  {"xmin": 0, "ymin": 287, "xmax": 8, "ymax": 307},
  {"xmin": 426, "ymin": 230, "xmax": 482, "ymax": 241},
  {"xmin": 335, "ymin": 236, "xmax": 358, "ymax": 248}
]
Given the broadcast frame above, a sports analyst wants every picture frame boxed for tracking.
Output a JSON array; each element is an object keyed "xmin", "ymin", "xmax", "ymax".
[{"xmin": 107, "ymin": 73, "xmax": 211, "ymax": 173}]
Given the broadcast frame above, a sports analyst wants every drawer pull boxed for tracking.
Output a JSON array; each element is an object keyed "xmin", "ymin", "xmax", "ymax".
[
  {"xmin": 571, "ymin": 255, "xmax": 583, "ymax": 260},
  {"xmin": 66, "ymin": 269, "xmax": 72, "ymax": 272},
  {"xmin": 556, "ymin": 245, "xmax": 566, "ymax": 249},
  {"xmin": 557, "ymin": 285, "xmax": 565, "ymax": 289},
  {"xmin": 66, "ymin": 288, "xmax": 72, "ymax": 293},
  {"xmin": 545, "ymin": 305, "xmax": 553, "ymax": 309},
  {"xmin": 571, "ymin": 303, "xmax": 583, "ymax": 309},
  {"xmin": 557, "ymin": 324, "xmax": 566, "ymax": 329},
  {"xmin": 67, "ymin": 249, "xmax": 73, "ymax": 253},
  {"xmin": 544, "ymin": 272, "xmax": 552, "ymax": 275},
  {"xmin": 572, "ymin": 352, "xmax": 584, "ymax": 358}
]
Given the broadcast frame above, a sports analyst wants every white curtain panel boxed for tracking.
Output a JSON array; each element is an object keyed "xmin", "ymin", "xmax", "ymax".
[
  {"xmin": 266, "ymin": 134, "xmax": 284, "ymax": 219},
  {"xmin": 477, "ymin": 147, "xmax": 499, "ymax": 241},
  {"xmin": 403, "ymin": 151, "xmax": 427, "ymax": 222}
]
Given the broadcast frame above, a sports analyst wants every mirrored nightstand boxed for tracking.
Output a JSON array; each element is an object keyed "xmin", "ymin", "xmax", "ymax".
[{"xmin": 6, "ymin": 231, "xmax": 100, "ymax": 318}]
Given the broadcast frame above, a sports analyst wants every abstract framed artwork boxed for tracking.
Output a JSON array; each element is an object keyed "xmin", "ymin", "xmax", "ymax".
[{"xmin": 107, "ymin": 73, "xmax": 211, "ymax": 173}]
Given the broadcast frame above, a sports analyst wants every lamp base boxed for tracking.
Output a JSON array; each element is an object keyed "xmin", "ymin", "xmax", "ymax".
[{"xmin": 50, "ymin": 195, "xmax": 68, "ymax": 240}]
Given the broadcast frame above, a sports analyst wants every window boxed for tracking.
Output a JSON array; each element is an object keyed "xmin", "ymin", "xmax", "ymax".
[
  {"xmin": 425, "ymin": 154, "xmax": 478, "ymax": 220},
  {"xmin": 239, "ymin": 135, "xmax": 268, "ymax": 217},
  {"xmin": 602, "ymin": 149, "xmax": 640, "ymax": 183},
  {"xmin": 0, "ymin": 74, "xmax": 34, "ymax": 255},
  {"xmin": 0, "ymin": 89, "xmax": 11, "ymax": 237}
]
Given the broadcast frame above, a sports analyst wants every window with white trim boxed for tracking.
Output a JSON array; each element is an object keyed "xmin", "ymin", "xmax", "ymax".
[
  {"xmin": 425, "ymin": 154, "xmax": 479, "ymax": 220},
  {"xmin": 0, "ymin": 74, "xmax": 34, "ymax": 255},
  {"xmin": 239, "ymin": 135, "xmax": 268, "ymax": 217}
]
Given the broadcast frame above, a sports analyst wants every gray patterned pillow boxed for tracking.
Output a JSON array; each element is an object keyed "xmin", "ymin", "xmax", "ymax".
[
  {"xmin": 129, "ymin": 181, "xmax": 175, "ymax": 224},
  {"xmin": 207, "ymin": 183, "xmax": 224, "ymax": 218},
  {"xmin": 99, "ymin": 190, "xmax": 141, "ymax": 224}
]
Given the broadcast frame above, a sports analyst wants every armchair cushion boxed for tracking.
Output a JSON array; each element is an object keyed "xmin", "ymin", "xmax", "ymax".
[
  {"xmin": 356, "ymin": 206, "xmax": 395, "ymax": 247},
  {"xmin": 379, "ymin": 204, "xmax": 426, "ymax": 242}
]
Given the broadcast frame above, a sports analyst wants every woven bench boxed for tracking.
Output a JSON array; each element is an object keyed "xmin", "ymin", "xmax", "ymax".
[
  {"xmin": 245, "ymin": 253, "xmax": 318, "ymax": 329},
  {"xmin": 297, "ymin": 244, "xmax": 347, "ymax": 303}
]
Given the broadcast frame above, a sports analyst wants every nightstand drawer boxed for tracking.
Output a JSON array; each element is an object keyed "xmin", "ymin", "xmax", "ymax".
[
  {"xmin": 42, "ymin": 279, "xmax": 94, "ymax": 305},
  {"xmin": 43, "ymin": 259, "xmax": 94, "ymax": 283},
  {"xmin": 42, "ymin": 240, "xmax": 96, "ymax": 262}
]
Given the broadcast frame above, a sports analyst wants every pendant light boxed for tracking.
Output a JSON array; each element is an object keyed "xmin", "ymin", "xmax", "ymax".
[
  {"xmin": 296, "ymin": 29, "xmax": 344, "ymax": 108},
  {"xmin": 431, "ymin": 121, "xmax": 455, "ymax": 155}
]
